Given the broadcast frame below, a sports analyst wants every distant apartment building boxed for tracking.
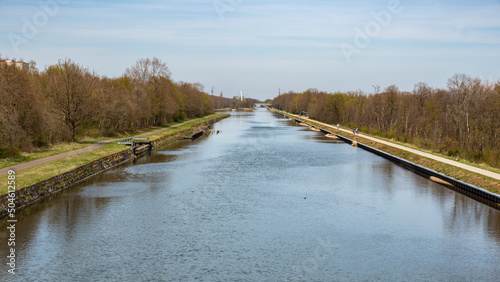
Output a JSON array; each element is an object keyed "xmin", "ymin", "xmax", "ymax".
[{"xmin": 0, "ymin": 60, "xmax": 30, "ymax": 70}]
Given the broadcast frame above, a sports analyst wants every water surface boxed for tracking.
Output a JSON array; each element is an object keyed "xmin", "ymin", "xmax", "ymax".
[{"xmin": 1, "ymin": 109, "xmax": 499, "ymax": 281}]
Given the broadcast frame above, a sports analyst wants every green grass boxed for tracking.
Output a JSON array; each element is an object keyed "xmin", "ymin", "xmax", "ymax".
[
  {"xmin": 0, "ymin": 143, "xmax": 126, "ymax": 194},
  {"xmin": 0, "ymin": 142, "xmax": 97, "ymax": 170},
  {"xmin": 281, "ymin": 109, "xmax": 500, "ymax": 173},
  {"xmin": 273, "ymin": 109, "xmax": 500, "ymax": 195},
  {"xmin": 141, "ymin": 114, "xmax": 229, "ymax": 142},
  {"xmin": 0, "ymin": 114, "xmax": 229, "ymax": 195},
  {"xmin": 300, "ymin": 114, "xmax": 500, "ymax": 175},
  {"xmin": 0, "ymin": 117, "xmax": 214, "ymax": 170},
  {"xmin": 384, "ymin": 138, "xmax": 500, "ymax": 175}
]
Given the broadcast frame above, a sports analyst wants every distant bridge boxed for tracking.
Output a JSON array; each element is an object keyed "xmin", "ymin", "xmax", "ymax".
[{"xmin": 255, "ymin": 103, "xmax": 271, "ymax": 107}]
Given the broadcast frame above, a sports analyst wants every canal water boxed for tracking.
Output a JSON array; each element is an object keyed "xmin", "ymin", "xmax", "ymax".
[{"xmin": 1, "ymin": 108, "xmax": 500, "ymax": 281}]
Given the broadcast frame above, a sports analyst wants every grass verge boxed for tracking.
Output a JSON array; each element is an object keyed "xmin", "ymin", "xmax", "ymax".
[
  {"xmin": 0, "ymin": 119, "xmax": 199, "ymax": 170},
  {"xmin": 145, "ymin": 114, "xmax": 229, "ymax": 142},
  {"xmin": 275, "ymin": 109, "xmax": 500, "ymax": 195},
  {"xmin": 0, "ymin": 114, "xmax": 229, "ymax": 195}
]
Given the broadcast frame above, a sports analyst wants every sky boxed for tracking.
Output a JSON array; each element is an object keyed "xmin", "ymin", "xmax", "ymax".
[{"xmin": 1, "ymin": 0, "xmax": 499, "ymax": 100}]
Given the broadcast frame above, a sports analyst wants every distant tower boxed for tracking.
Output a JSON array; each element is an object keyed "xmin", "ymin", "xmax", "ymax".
[
  {"xmin": 211, "ymin": 86, "xmax": 214, "ymax": 96},
  {"xmin": 240, "ymin": 91, "xmax": 243, "ymax": 101}
]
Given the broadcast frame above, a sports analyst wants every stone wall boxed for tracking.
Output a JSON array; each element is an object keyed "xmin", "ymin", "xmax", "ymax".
[
  {"xmin": 0, "ymin": 114, "xmax": 230, "ymax": 218},
  {"xmin": 0, "ymin": 149, "xmax": 134, "ymax": 217},
  {"xmin": 151, "ymin": 115, "xmax": 228, "ymax": 148}
]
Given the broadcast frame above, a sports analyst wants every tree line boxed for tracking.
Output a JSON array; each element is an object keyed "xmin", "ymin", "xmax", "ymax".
[
  {"xmin": 272, "ymin": 75, "xmax": 500, "ymax": 168},
  {"xmin": 0, "ymin": 57, "xmax": 240, "ymax": 158}
]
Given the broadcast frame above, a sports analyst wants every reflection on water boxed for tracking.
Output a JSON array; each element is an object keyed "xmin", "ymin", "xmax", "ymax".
[{"xmin": 1, "ymin": 108, "xmax": 499, "ymax": 281}]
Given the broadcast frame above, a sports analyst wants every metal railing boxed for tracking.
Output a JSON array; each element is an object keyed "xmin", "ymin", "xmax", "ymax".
[{"xmin": 118, "ymin": 137, "xmax": 151, "ymax": 146}]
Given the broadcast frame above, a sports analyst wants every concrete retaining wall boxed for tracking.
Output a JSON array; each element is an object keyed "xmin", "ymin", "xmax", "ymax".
[{"xmin": 273, "ymin": 110, "xmax": 500, "ymax": 209}]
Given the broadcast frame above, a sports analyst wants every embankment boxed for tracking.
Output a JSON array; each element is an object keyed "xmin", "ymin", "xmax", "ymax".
[
  {"xmin": 272, "ymin": 109, "xmax": 500, "ymax": 209},
  {"xmin": 0, "ymin": 114, "xmax": 229, "ymax": 218}
]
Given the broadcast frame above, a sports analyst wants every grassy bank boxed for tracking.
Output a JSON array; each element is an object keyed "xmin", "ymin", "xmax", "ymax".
[
  {"xmin": 274, "ymin": 109, "xmax": 500, "ymax": 195},
  {"xmin": 0, "ymin": 118, "xmax": 210, "ymax": 170},
  {"xmin": 0, "ymin": 114, "xmax": 229, "ymax": 194}
]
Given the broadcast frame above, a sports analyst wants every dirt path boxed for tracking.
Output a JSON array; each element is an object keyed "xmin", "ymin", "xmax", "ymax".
[
  {"xmin": 285, "ymin": 112, "xmax": 500, "ymax": 181},
  {"xmin": 0, "ymin": 116, "xmax": 210, "ymax": 176}
]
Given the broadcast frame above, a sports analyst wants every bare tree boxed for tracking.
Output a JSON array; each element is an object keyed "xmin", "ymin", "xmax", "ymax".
[
  {"xmin": 125, "ymin": 57, "xmax": 171, "ymax": 85},
  {"xmin": 0, "ymin": 57, "xmax": 229, "ymax": 157},
  {"xmin": 447, "ymin": 74, "xmax": 482, "ymax": 147},
  {"xmin": 40, "ymin": 59, "xmax": 97, "ymax": 142},
  {"xmin": 0, "ymin": 63, "xmax": 47, "ymax": 156}
]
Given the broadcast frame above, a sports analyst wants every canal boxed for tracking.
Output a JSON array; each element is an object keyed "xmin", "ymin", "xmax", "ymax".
[{"xmin": 1, "ymin": 108, "xmax": 500, "ymax": 281}]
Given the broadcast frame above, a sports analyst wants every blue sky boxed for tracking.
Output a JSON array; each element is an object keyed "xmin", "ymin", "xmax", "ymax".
[{"xmin": 1, "ymin": 0, "xmax": 499, "ymax": 100}]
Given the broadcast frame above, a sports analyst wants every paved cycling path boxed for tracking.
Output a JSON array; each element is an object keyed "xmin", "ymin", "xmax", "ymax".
[
  {"xmin": 283, "ymin": 112, "xmax": 500, "ymax": 181},
  {"xmin": 0, "ymin": 116, "xmax": 211, "ymax": 176}
]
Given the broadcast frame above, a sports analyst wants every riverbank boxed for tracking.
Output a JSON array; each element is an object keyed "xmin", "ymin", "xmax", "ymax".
[
  {"xmin": 4, "ymin": 109, "xmax": 499, "ymax": 281},
  {"xmin": 0, "ymin": 115, "xmax": 229, "ymax": 175},
  {"xmin": 0, "ymin": 114, "xmax": 229, "ymax": 217},
  {"xmin": 271, "ymin": 109, "xmax": 500, "ymax": 208}
]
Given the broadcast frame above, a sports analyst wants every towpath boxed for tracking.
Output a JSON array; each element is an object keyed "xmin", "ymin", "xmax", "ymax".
[
  {"xmin": 283, "ymin": 112, "xmax": 500, "ymax": 181},
  {"xmin": 0, "ymin": 116, "xmax": 212, "ymax": 176}
]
